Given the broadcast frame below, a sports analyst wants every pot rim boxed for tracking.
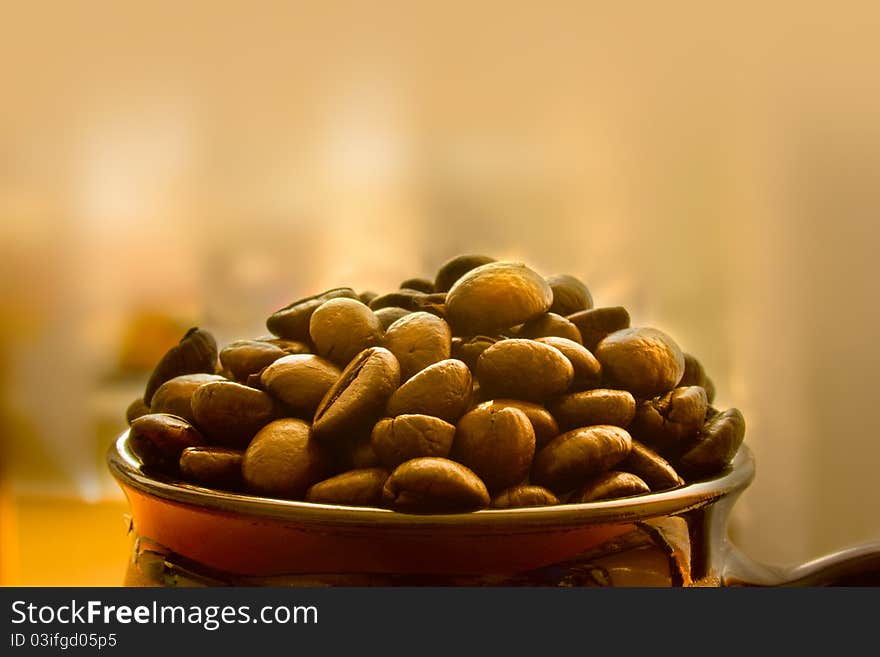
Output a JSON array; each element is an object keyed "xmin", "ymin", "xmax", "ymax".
[{"xmin": 107, "ymin": 430, "xmax": 754, "ymax": 530}]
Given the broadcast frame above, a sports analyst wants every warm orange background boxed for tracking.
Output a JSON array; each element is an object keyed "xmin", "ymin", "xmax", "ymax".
[{"xmin": 2, "ymin": 1, "xmax": 879, "ymax": 585}]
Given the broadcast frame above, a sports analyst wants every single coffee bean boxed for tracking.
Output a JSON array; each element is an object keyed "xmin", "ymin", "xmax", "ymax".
[
  {"xmin": 476, "ymin": 339, "xmax": 574, "ymax": 402},
  {"xmin": 383, "ymin": 311, "xmax": 452, "ymax": 381},
  {"xmin": 535, "ymin": 336, "xmax": 601, "ymax": 390},
  {"xmin": 547, "ymin": 274, "xmax": 593, "ymax": 316},
  {"xmin": 451, "ymin": 335, "xmax": 499, "ymax": 370},
  {"xmin": 531, "ymin": 425, "xmax": 633, "ymax": 493},
  {"xmin": 179, "ymin": 446, "xmax": 244, "ymax": 490},
  {"xmin": 305, "ymin": 467, "xmax": 390, "ymax": 506},
  {"xmin": 595, "ymin": 327, "xmax": 685, "ymax": 398},
  {"xmin": 547, "ymin": 389, "xmax": 636, "ymax": 432},
  {"xmin": 473, "ymin": 399, "xmax": 559, "ymax": 451},
  {"xmin": 491, "ymin": 484, "xmax": 560, "ymax": 508},
  {"xmin": 382, "ymin": 457, "xmax": 490, "ymax": 512},
  {"xmin": 399, "ymin": 278, "xmax": 435, "ymax": 293},
  {"xmin": 434, "ymin": 254, "xmax": 496, "ymax": 293},
  {"xmin": 570, "ymin": 471, "xmax": 650, "ymax": 503},
  {"xmin": 242, "ymin": 418, "xmax": 331, "ymax": 499},
  {"xmin": 260, "ymin": 354, "xmax": 341, "ymax": 417},
  {"xmin": 619, "ymin": 440, "xmax": 684, "ymax": 491},
  {"xmin": 451, "ymin": 405, "xmax": 535, "ymax": 492},
  {"xmin": 150, "ymin": 373, "xmax": 227, "ymax": 424},
  {"xmin": 256, "ymin": 337, "xmax": 312, "ymax": 355},
  {"xmin": 371, "ymin": 414, "xmax": 457, "ymax": 469},
  {"xmin": 517, "ymin": 313, "xmax": 583, "ymax": 344},
  {"xmin": 310, "ymin": 298, "xmax": 383, "ymax": 367},
  {"xmin": 375, "ymin": 306, "xmax": 412, "ymax": 330},
  {"xmin": 191, "ymin": 381, "xmax": 279, "ymax": 447},
  {"xmin": 129, "ymin": 413, "xmax": 206, "ymax": 471},
  {"xmin": 629, "ymin": 386, "xmax": 709, "ymax": 456},
  {"xmin": 359, "ymin": 290, "xmax": 378, "ymax": 305},
  {"xmin": 312, "ymin": 347, "xmax": 401, "ymax": 443},
  {"xmin": 567, "ymin": 306, "xmax": 631, "ymax": 352},
  {"xmin": 386, "ymin": 359, "xmax": 473, "ymax": 422},
  {"xmin": 126, "ymin": 397, "xmax": 151, "ymax": 424},
  {"xmin": 678, "ymin": 352, "xmax": 708, "ymax": 388},
  {"xmin": 446, "ymin": 262, "xmax": 553, "ymax": 335},
  {"xmin": 677, "ymin": 408, "xmax": 746, "ymax": 479},
  {"xmin": 219, "ymin": 339, "xmax": 287, "ymax": 382},
  {"xmin": 143, "ymin": 328, "xmax": 218, "ymax": 406},
  {"xmin": 266, "ymin": 287, "xmax": 359, "ymax": 341}
]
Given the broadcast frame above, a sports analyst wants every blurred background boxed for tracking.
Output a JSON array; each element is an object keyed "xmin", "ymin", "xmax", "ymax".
[{"xmin": 2, "ymin": 1, "xmax": 879, "ymax": 585}]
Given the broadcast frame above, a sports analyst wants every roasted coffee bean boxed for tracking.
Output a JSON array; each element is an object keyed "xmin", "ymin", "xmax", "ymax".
[
  {"xmin": 383, "ymin": 312, "xmax": 452, "ymax": 381},
  {"xmin": 595, "ymin": 327, "xmax": 685, "ymax": 398},
  {"xmin": 369, "ymin": 290, "xmax": 447, "ymax": 316},
  {"xmin": 151, "ymin": 373, "xmax": 227, "ymax": 424},
  {"xmin": 678, "ymin": 353, "xmax": 707, "ymax": 388},
  {"xmin": 704, "ymin": 377, "xmax": 716, "ymax": 405},
  {"xmin": 143, "ymin": 328, "xmax": 218, "ymax": 406},
  {"xmin": 310, "ymin": 298, "xmax": 383, "ymax": 367},
  {"xmin": 491, "ymin": 485, "xmax": 559, "ymax": 509},
  {"xmin": 535, "ymin": 337, "xmax": 601, "ymax": 390},
  {"xmin": 260, "ymin": 354, "xmax": 341, "ymax": 417},
  {"xmin": 256, "ymin": 337, "xmax": 312, "ymax": 355},
  {"xmin": 620, "ymin": 440, "xmax": 684, "ymax": 491},
  {"xmin": 382, "ymin": 457, "xmax": 490, "ymax": 512},
  {"xmin": 179, "ymin": 447, "xmax": 244, "ymax": 490},
  {"xmin": 473, "ymin": 399, "xmax": 559, "ymax": 451},
  {"xmin": 476, "ymin": 339, "xmax": 573, "ymax": 402},
  {"xmin": 531, "ymin": 425, "xmax": 632, "ymax": 493},
  {"xmin": 312, "ymin": 347, "xmax": 401, "ymax": 442},
  {"xmin": 629, "ymin": 386, "xmax": 708, "ymax": 455},
  {"xmin": 399, "ymin": 278, "xmax": 435, "ymax": 294},
  {"xmin": 126, "ymin": 397, "xmax": 151, "ymax": 424},
  {"xmin": 677, "ymin": 408, "xmax": 746, "ymax": 478},
  {"xmin": 305, "ymin": 467, "xmax": 390, "ymax": 506},
  {"xmin": 570, "ymin": 471, "xmax": 650, "ymax": 503},
  {"xmin": 517, "ymin": 313, "xmax": 583, "ymax": 344},
  {"xmin": 434, "ymin": 254, "xmax": 496, "ymax": 293},
  {"xmin": 567, "ymin": 306, "xmax": 631, "ymax": 352},
  {"xmin": 242, "ymin": 418, "xmax": 331, "ymax": 498},
  {"xmin": 451, "ymin": 405, "xmax": 535, "ymax": 492},
  {"xmin": 266, "ymin": 287, "xmax": 359, "ymax": 341},
  {"xmin": 548, "ymin": 389, "xmax": 636, "ymax": 432},
  {"xmin": 547, "ymin": 274, "xmax": 593, "ymax": 316},
  {"xmin": 446, "ymin": 262, "xmax": 553, "ymax": 335},
  {"xmin": 451, "ymin": 335, "xmax": 498, "ymax": 370},
  {"xmin": 129, "ymin": 413, "xmax": 206, "ymax": 471},
  {"xmin": 375, "ymin": 306, "xmax": 412, "ymax": 330},
  {"xmin": 219, "ymin": 340, "xmax": 287, "ymax": 382},
  {"xmin": 371, "ymin": 414, "xmax": 456, "ymax": 468},
  {"xmin": 359, "ymin": 290, "xmax": 378, "ymax": 305},
  {"xmin": 386, "ymin": 359, "xmax": 473, "ymax": 422},
  {"xmin": 191, "ymin": 381, "xmax": 279, "ymax": 447}
]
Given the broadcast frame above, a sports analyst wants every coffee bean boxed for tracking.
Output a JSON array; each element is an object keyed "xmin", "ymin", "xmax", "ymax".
[
  {"xmin": 570, "ymin": 471, "xmax": 650, "ymax": 503},
  {"xmin": 371, "ymin": 414, "xmax": 456, "ymax": 469},
  {"xmin": 219, "ymin": 339, "xmax": 287, "ymax": 382},
  {"xmin": 619, "ymin": 440, "xmax": 684, "ymax": 491},
  {"xmin": 310, "ymin": 298, "xmax": 383, "ymax": 367},
  {"xmin": 629, "ymin": 386, "xmax": 709, "ymax": 456},
  {"xmin": 386, "ymin": 359, "xmax": 473, "ymax": 422},
  {"xmin": 434, "ymin": 254, "xmax": 496, "ymax": 293},
  {"xmin": 451, "ymin": 335, "xmax": 498, "ymax": 370},
  {"xmin": 242, "ymin": 418, "xmax": 331, "ymax": 499},
  {"xmin": 369, "ymin": 290, "xmax": 447, "ymax": 316},
  {"xmin": 595, "ymin": 327, "xmax": 685, "ymax": 398},
  {"xmin": 305, "ymin": 467, "xmax": 390, "ymax": 506},
  {"xmin": 382, "ymin": 457, "xmax": 490, "ymax": 512},
  {"xmin": 150, "ymin": 373, "xmax": 227, "ymax": 424},
  {"xmin": 476, "ymin": 339, "xmax": 573, "ymax": 401},
  {"xmin": 491, "ymin": 485, "xmax": 559, "ymax": 508},
  {"xmin": 126, "ymin": 397, "xmax": 151, "ymax": 424},
  {"xmin": 359, "ymin": 290, "xmax": 379, "ymax": 305},
  {"xmin": 531, "ymin": 425, "xmax": 632, "ymax": 493},
  {"xmin": 191, "ymin": 381, "xmax": 279, "ymax": 447},
  {"xmin": 567, "ymin": 306, "xmax": 631, "ymax": 352},
  {"xmin": 383, "ymin": 311, "xmax": 452, "ymax": 381},
  {"xmin": 375, "ymin": 306, "xmax": 412, "ymax": 330},
  {"xmin": 256, "ymin": 337, "xmax": 312, "ymax": 355},
  {"xmin": 473, "ymin": 399, "xmax": 559, "ymax": 451},
  {"xmin": 704, "ymin": 377, "xmax": 716, "ymax": 405},
  {"xmin": 399, "ymin": 278, "xmax": 435, "ymax": 294},
  {"xmin": 535, "ymin": 336, "xmax": 601, "ymax": 390},
  {"xmin": 260, "ymin": 354, "xmax": 341, "ymax": 417},
  {"xmin": 143, "ymin": 328, "xmax": 218, "ymax": 406},
  {"xmin": 517, "ymin": 312, "xmax": 583, "ymax": 344},
  {"xmin": 548, "ymin": 389, "xmax": 636, "ymax": 432},
  {"xmin": 266, "ymin": 287, "xmax": 359, "ymax": 341},
  {"xmin": 129, "ymin": 413, "xmax": 206, "ymax": 471},
  {"xmin": 677, "ymin": 408, "xmax": 746, "ymax": 478},
  {"xmin": 547, "ymin": 274, "xmax": 593, "ymax": 316},
  {"xmin": 678, "ymin": 352, "xmax": 707, "ymax": 388},
  {"xmin": 179, "ymin": 446, "xmax": 244, "ymax": 490}
]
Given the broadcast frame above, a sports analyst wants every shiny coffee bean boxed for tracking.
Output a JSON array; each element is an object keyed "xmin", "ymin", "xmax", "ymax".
[
  {"xmin": 382, "ymin": 457, "xmax": 490, "ymax": 512},
  {"xmin": 311, "ymin": 347, "xmax": 401, "ymax": 443},
  {"xmin": 143, "ymin": 328, "xmax": 218, "ymax": 406},
  {"xmin": 548, "ymin": 389, "xmax": 636, "ymax": 432},
  {"xmin": 570, "ymin": 471, "xmax": 650, "ymax": 503},
  {"xmin": 451, "ymin": 335, "xmax": 498, "ymax": 370},
  {"xmin": 490, "ymin": 485, "xmax": 559, "ymax": 509},
  {"xmin": 150, "ymin": 373, "xmax": 226, "ymax": 424},
  {"xmin": 451, "ymin": 405, "xmax": 535, "ymax": 492},
  {"xmin": 191, "ymin": 381, "xmax": 279, "ymax": 447},
  {"xmin": 595, "ymin": 327, "xmax": 685, "ymax": 398},
  {"xmin": 383, "ymin": 311, "xmax": 452, "ymax": 381},
  {"xmin": 517, "ymin": 313, "xmax": 583, "ymax": 344},
  {"xmin": 129, "ymin": 413, "xmax": 206, "ymax": 471},
  {"xmin": 371, "ymin": 414, "xmax": 457, "ymax": 468},
  {"xmin": 310, "ymin": 298, "xmax": 383, "ymax": 367},
  {"xmin": 531, "ymin": 425, "xmax": 633, "ymax": 493},
  {"xmin": 567, "ymin": 306, "xmax": 631, "ymax": 352},
  {"xmin": 434, "ymin": 254, "xmax": 496, "ymax": 293},
  {"xmin": 473, "ymin": 399, "xmax": 559, "ymax": 451},
  {"xmin": 260, "ymin": 354, "xmax": 341, "ymax": 417},
  {"xmin": 305, "ymin": 468, "xmax": 390, "ymax": 506},
  {"xmin": 535, "ymin": 337, "xmax": 601, "ymax": 390},
  {"xmin": 219, "ymin": 340, "xmax": 287, "ymax": 382},
  {"xmin": 126, "ymin": 397, "xmax": 151, "ymax": 424},
  {"xmin": 399, "ymin": 278, "xmax": 435, "ymax": 294},
  {"xmin": 375, "ymin": 306, "xmax": 412, "ymax": 330},
  {"xmin": 446, "ymin": 262, "xmax": 553, "ymax": 335},
  {"xmin": 386, "ymin": 359, "xmax": 473, "ymax": 422},
  {"xmin": 620, "ymin": 440, "xmax": 684, "ymax": 491},
  {"xmin": 629, "ymin": 386, "xmax": 708, "ymax": 455},
  {"xmin": 266, "ymin": 287, "xmax": 359, "ymax": 341},
  {"xmin": 179, "ymin": 447, "xmax": 244, "ymax": 490},
  {"xmin": 242, "ymin": 418, "xmax": 331, "ymax": 499},
  {"xmin": 547, "ymin": 274, "xmax": 593, "ymax": 316},
  {"xmin": 476, "ymin": 339, "xmax": 573, "ymax": 402},
  {"xmin": 677, "ymin": 408, "xmax": 746, "ymax": 478}
]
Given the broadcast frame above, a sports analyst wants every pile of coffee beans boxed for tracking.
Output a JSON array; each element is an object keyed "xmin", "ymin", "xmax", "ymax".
[{"xmin": 125, "ymin": 255, "xmax": 745, "ymax": 513}]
